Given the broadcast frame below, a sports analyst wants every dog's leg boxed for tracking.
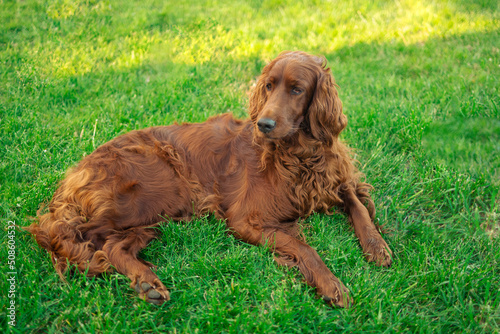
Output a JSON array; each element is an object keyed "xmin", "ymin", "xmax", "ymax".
[
  {"xmin": 229, "ymin": 223, "xmax": 351, "ymax": 307},
  {"xmin": 103, "ymin": 227, "xmax": 170, "ymax": 305},
  {"xmin": 343, "ymin": 187, "xmax": 392, "ymax": 267},
  {"xmin": 266, "ymin": 229, "xmax": 352, "ymax": 307}
]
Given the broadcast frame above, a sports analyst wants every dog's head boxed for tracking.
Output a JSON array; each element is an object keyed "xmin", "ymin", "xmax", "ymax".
[{"xmin": 250, "ymin": 51, "xmax": 346, "ymax": 146}]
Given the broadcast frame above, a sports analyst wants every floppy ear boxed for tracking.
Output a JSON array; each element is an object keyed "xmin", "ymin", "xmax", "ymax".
[
  {"xmin": 249, "ymin": 72, "xmax": 268, "ymax": 124},
  {"xmin": 305, "ymin": 67, "xmax": 347, "ymax": 146}
]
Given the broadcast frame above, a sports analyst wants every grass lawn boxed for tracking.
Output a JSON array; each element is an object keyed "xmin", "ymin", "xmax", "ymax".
[{"xmin": 1, "ymin": 0, "xmax": 499, "ymax": 332}]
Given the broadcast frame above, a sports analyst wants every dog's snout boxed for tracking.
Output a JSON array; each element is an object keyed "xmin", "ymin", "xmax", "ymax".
[{"xmin": 257, "ymin": 118, "xmax": 277, "ymax": 133}]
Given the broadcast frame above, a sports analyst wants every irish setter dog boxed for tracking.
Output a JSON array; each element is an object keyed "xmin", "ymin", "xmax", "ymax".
[{"xmin": 27, "ymin": 51, "xmax": 392, "ymax": 307}]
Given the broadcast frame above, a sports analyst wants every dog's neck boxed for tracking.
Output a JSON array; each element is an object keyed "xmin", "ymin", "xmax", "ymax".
[
  {"xmin": 254, "ymin": 130, "xmax": 329, "ymax": 173},
  {"xmin": 253, "ymin": 130, "xmax": 342, "ymax": 216}
]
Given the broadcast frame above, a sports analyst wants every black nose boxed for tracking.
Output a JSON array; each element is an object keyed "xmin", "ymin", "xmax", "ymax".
[{"xmin": 257, "ymin": 118, "xmax": 276, "ymax": 133}]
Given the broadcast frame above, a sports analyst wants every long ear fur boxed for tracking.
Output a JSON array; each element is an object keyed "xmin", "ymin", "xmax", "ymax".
[
  {"xmin": 249, "ymin": 72, "xmax": 268, "ymax": 124},
  {"xmin": 249, "ymin": 51, "xmax": 295, "ymax": 123},
  {"xmin": 306, "ymin": 65, "xmax": 347, "ymax": 146}
]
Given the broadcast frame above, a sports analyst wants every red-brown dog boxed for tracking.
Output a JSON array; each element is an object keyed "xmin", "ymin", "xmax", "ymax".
[{"xmin": 27, "ymin": 51, "xmax": 392, "ymax": 307}]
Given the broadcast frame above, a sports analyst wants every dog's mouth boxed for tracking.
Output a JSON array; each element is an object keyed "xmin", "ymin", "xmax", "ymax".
[
  {"xmin": 255, "ymin": 123, "xmax": 299, "ymax": 142},
  {"xmin": 255, "ymin": 114, "xmax": 304, "ymax": 141}
]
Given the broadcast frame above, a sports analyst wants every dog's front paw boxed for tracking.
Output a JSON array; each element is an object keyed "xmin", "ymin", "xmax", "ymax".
[
  {"xmin": 318, "ymin": 275, "xmax": 352, "ymax": 308},
  {"xmin": 133, "ymin": 278, "xmax": 170, "ymax": 305},
  {"xmin": 362, "ymin": 237, "xmax": 393, "ymax": 267}
]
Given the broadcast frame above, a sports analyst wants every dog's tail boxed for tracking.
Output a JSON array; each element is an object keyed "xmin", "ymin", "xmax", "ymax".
[{"xmin": 25, "ymin": 171, "xmax": 112, "ymax": 278}]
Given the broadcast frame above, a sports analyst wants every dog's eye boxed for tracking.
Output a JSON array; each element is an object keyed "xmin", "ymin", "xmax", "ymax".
[
  {"xmin": 265, "ymin": 83, "xmax": 272, "ymax": 91},
  {"xmin": 291, "ymin": 87, "xmax": 303, "ymax": 95}
]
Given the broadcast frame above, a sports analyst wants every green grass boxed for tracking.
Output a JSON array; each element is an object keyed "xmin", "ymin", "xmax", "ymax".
[{"xmin": 1, "ymin": 0, "xmax": 499, "ymax": 332}]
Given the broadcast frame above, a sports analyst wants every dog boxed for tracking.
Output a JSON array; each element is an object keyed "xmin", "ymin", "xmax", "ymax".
[{"xmin": 27, "ymin": 51, "xmax": 392, "ymax": 307}]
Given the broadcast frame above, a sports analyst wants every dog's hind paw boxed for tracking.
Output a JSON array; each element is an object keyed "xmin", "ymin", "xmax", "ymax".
[
  {"xmin": 319, "ymin": 275, "xmax": 353, "ymax": 308},
  {"xmin": 133, "ymin": 278, "xmax": 170, "ymax": 305}
]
